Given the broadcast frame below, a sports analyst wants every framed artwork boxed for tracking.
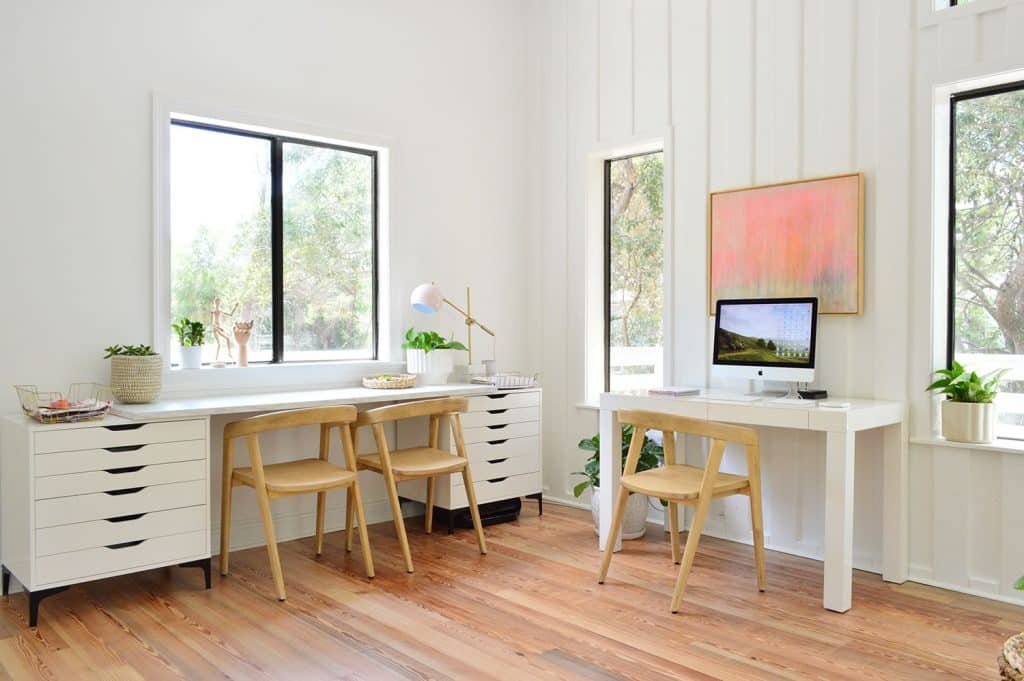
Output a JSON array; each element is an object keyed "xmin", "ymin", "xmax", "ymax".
[{"xmin": 708, "ymin": 172, "xmax": 864, "ymax": 315}]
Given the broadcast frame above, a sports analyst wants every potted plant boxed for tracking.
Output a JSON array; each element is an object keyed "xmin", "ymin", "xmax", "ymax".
[
  {"xmin": 574, "ymin": 425, "xmax": 663, "ymax": 539},
  {"xmin": 999, "ymin": 576, "xmax": 1024, "ymax": 678},
  {"xmin": 927, "ymin": 361, "xmax": 1007, "ymax": 444},
  {"xmin": 104, "ymin": 344, "xmax": 162, "ymax": 404},
  {"xmin": 402, "ymin": 328, "xmax": 468, "ymax": 385},
  {"xmin": 171, "ymin": 317, "xmax": 206, "ymax": 369}
]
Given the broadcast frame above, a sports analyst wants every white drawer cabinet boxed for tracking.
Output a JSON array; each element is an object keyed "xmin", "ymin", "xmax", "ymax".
[
  {"xmin": 1, "ymin": 415, "xmax": 211, "ymax": 627},
  {"xmin": 398, "ymin": 388, "xmax": 542, "ymax": 531}
]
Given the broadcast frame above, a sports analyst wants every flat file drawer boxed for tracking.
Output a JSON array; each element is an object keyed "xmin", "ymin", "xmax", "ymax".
[
  {"xmin": 467, "ymin": 391, "xmax": 539, "ymax": 413},
  {"xmin": 36, "ymin": 480, "xmax": 207, "ymax": 528},
  {"xmin": 459, "ymin": 451, "xmax": 539, "ymax": 486},
  {"xmin": 35, "ymin": 440, "xmax": 206, "ymax": 477},
  {"xmin": 36, "ymin": 506, "xmax": 207, "ymax": 556},
  {"xmin": 462, "ymin": 421, "xmax": 539, "ymax": 445},
  {"xmin": 450, "ymin": 472, "xmax": 541, "ymax": 508},
  {"xmin": 465, "ymin": 436, "xmax": 538, "ymax": 464},
  {"xmin": 35, "ymin": 530, "xmax": 207, "ymax": 586},
  {"xmin": 460, "ymin": 406, "xmax": 539, "ymax": 430},
  {"xmin": 34, "ymin": 420, "xmax": 206, "ymax": 455},
  {"xmin": 36, "ymin": 460, "xmax": 206, "ymax": 499}
]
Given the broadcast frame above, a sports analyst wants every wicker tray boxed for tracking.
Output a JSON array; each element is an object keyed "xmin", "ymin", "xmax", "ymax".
[
  {"xmin": 15, "ymin": 383, "xmax": 113, "ymax": 424},
  {"xmin": 363, "ymin": 374, "xmax": 417, "ymax": 390}
]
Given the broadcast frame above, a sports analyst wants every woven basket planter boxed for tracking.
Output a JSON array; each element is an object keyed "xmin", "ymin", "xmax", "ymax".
[{"xmin": 110, "ymin": 355, "xmax": 163, "ymax": 404}]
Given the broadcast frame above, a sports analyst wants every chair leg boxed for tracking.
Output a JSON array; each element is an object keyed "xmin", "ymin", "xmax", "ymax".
[
  {"xmin": 219, "ymin": 475, "xmax": 233, "ymax": 576},
  {"xmin": 459, "ymin": 467, "xmax": 487, "ymax": 555},
  {"xmin": 382, "ymin": 468, "xmax": 414, "ymax": 573},
  {"xmin": 350, "ymin": 480, "xmax": 375, "ymax": 578},
  {"xmin": 345, "ymin": 489, "xmax": 355, "ymax": 553},
  {"xmin": 670, "ymin": 495, "xmax": 713, "ymax": 613},
  {"xmin": 668, "ymin": 502, "xmax": 681, "ymax": 565},
  {"xmin": 315, "ymin": 491, "xmax": 327, "ymax": 556},
  {"xmin": 425, "ymin": 477, "xmax": 435, "ymax": 534},
  {"xmin": 598, "ymin": 487, "xmax": 631, "ymax": 584},
  {"xmin": 749, "ymin": 487, "xmax": 767, "ymax": 592},
  {"xmin": 254, "ymin": 485, "xmax": 286, "ymax": 601}
]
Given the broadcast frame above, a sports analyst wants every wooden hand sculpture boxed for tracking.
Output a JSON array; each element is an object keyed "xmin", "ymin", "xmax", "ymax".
[{"xmin": 233, "ymin": 320, "xmax": 254, "ymax": 367}]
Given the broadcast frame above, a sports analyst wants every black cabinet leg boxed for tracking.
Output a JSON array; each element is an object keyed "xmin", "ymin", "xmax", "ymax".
[
  {"xmin": 447, "ymin": 509, "xmax": 455, "ymax": 535},
  {"xmin": 526, "ymin": 492, "xmax": 543, "ymax": 516},
  {"xmin": 2, "ymin": 565, "xmax": 10, "ymax": 597},
  {"xmin": 179, "ymin": 558, "xmax": 212, "ymax": 589},
  {"xmin": 28, "ymin": 586, "xmax": 69, "ymax": 628}
]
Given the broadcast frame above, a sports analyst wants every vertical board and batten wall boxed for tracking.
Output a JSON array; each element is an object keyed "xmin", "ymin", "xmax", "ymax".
[{"xmin": 533, "ymin": 0, "xmax": 1024, "ymax": 603}]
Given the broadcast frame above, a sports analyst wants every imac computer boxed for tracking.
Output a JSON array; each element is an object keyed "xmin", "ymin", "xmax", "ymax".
[{"xmin": 712, "ymin": 297, "xmax": 818, "ymax": 400}]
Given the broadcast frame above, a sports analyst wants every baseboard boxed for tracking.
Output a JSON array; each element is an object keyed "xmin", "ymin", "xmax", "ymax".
[{"xmin": 908, "ymin": 573, "xmax": 1024, "ymax": 606}]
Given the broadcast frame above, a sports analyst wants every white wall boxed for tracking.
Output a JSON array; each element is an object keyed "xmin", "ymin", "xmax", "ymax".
[{"xmin": 1, "ymin": 0, "xmax": 538, "ymax": 549}]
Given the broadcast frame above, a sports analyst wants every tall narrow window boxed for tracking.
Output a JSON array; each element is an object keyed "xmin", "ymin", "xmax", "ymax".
[
  {"xmin": 605, "ymin": 151, "xmax": 665, "ymax": 391},
  {"xmin": 169, "ymin": 120, "xmax": 378, "ymax": 365},
  {"xmin": 949, "ymin": 82, "xmax": 1024, "ymax": 438}
]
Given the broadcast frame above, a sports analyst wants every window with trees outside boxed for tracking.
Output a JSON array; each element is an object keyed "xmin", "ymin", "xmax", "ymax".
[
  {"xmin": 605, "ymin": 151, "xmax": 664, "ymax": 392},
  {"xmin": 169, "ymin": 120, "xmax": 377, "ymax": 366},
  {"xmin": 949, "ymin": 82, "xmax": 1024, "ymax": 439}
]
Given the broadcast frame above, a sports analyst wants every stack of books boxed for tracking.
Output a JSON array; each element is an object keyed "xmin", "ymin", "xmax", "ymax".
[{"xmin": 648, "ymin": 386, "xmax": 700, "ymax": 397}]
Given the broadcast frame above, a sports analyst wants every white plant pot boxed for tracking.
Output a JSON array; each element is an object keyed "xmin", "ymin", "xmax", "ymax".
[
  {"xmin": 591, "ymin": 489, "xmax": 648, "ymax": 540},
  {"xmin": 406, "ymin": 349, "xmax": 454, "ymax": 385},
  {"xmin": 941, "ymin": 400, "xmax": 996, "ymax": 444},
  {"xmin": 179, "ymin": 345, "xmax": 203, "ymax": 370}
]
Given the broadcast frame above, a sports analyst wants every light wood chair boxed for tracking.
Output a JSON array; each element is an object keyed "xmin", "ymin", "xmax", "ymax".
[
  {"xmin": 352, "ymin": 397, "xmax": 487, "ymax": 573},
  {"xmin": 220, "ymin": 405, "xmax": 374, "ymax": 601},
  {"xmin": 598, "ymin": 409, "xmax": 766, "ymax": 613}
]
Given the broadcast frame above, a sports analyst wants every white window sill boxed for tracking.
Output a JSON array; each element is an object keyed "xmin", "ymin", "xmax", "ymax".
[
  {"xmin": 162, "ymin": 358, "xmax": 406, "ymax": 397},
  {"xmin": 910, "ymin": 435, "xmax": 1024, "ymax": 455}
]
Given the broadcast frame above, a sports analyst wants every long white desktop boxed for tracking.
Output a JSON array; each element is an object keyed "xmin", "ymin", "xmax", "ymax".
[{"xmin": 598, "ymin": 390, "xmax": 907, "ymax": 613}]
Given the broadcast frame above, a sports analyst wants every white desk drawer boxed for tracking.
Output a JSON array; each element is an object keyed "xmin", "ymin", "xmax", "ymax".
[
  {"xmin": 462, "ymin": 421, "xmax": 539, "ymax": 445},
  {"xmin": 467, "ymin": 392, "xmax": 539, "ymax": 413},
  {"xmin": 34, "ymin": 420, "xmax": 206, "ymax": 455},
  {"xmin": 35, "ymin": 440, "xmax": 205, "ymax": 477},
  {"xmin": 36, "ymin": 506, "xmax": 207, "ymax": 557},
  {"xmin": 35, "ymin": 530, "xmax": 207, "ymax": 586},
  {"xmin": 465, "ymin": 436, "xmax": 538, "ymax": 464},
  {"xmin": 460, "ymin": 406, "xmax": 539, "ymax": 430},
  {"xmin": 36, "ymin": 480, "xmax": 207, "ymax": 528},
  {"xmin": 451, "ymin": 472, "xmax": 541, "ymax": 507},
  {"xmin": 460, "ymin": 452, "xmax": 539, "ymax": 486},
  {"xmin": 36, "ymin": 460, "xmax": 206, "ymax": 500}
]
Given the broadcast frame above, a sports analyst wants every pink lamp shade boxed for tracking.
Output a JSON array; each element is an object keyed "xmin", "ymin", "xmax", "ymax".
[{"xmin": 410, "ymin": 283, "xmax": 444, "ymax": 314}]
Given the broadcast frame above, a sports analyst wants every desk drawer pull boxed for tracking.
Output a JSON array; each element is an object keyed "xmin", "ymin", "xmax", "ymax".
[
  {"xmin": 486, "ymin": 425, "xmax": 508, "ymax": 431},
  {"xmin": 106, "ymin": 539, "xmax": 145, "ymax": 550},
  {"xmin": 485, "ymin": 393, "xmax": 508, "ymax": 400},
  {"xmin": 486, "ymin": 409, "xmax": 508, "ymax": 415},
  {"xmin": 103, "ymin": 424, "xmax": 146, "ymax": 432},
  {"xmin": 104, "ymin": 444, "xmax": 145, "ymax": 453},
  {"xmin": 106, "ymin": 466, "xmax": 145, "ymax": 475},
  {"xmin": 486, "ymin": 458, "xmax": 508, "ymax": 464},
  {"xmin": 104, "ymin": 487, "xmax": 145, "ymax": 496},
  {"xmin": 485, "ymin": 477, "xmax": 508, "ymax": 484},
  {"xmin": 105, "ymin": 513, "xmax": 146, "ymax": 523},
  {"xmin": 486, "ymin": 439, "xmax": 508, "ymax": 446}
]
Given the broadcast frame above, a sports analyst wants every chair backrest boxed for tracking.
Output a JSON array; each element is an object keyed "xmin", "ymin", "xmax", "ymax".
[
  {"xmin": 354, "ymin": 397, "xmax": 468, "ymax": 426},
  {"xmin": 223, "ymin": 405, "xmax": 358, "ymax": 440}
]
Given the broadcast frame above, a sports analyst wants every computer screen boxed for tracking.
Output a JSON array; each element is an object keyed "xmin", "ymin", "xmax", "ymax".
[{"xmin": 713, "ymin": 298, "xmax": 818, "ymax": 369}]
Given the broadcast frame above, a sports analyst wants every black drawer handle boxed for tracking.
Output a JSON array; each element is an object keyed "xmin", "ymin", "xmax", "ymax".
[
  {"xmin": 104, "ymin": 444, "xmax": 144, "ymax": 453},
  {"xmin": 485, "ymin": 394, "xmax": 508, "ymax": 400},
  {"xmin": 486, "ymin": 477, "xmax": 507, "ymax": 484},
  {"xmin": 103, "ymin": 423, "xmax": 146, "ymax": 432},
  {"xmin": 486, "ymin": 439, "xmax": 508, "ymax": 446},
  {"xmin": 106, "ymin": 466, "xmax": 145, "ymax": 475},
  {"xmin": 104, "ymin": 487, "xmax": 145, "ymax": 496},
  {"xmin": 487, "ymin": 409, "xmax": 508, "ymax": 415},
  {"xmin": 106, "ymin": 539, "xmax": 145, "ymax": 549},
  {"xmin": 486, "ymin": 425, "xmax": 508, "ymax": 431},
  {"xmin": 486, "ymin": 458, "xmax": 508, "ymax": 464},
  {"xmin": 105, "ymin": 513, "xmax": 146, "ymax": 523}
]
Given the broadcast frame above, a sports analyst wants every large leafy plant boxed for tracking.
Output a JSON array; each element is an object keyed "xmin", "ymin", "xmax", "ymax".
[
  {"xmin": 171, "ymin": 317, "xmax": 206, "ymax": 347},
  {"xmin": 401, "ymin": 327, "xmax": 468, "ymax": 353},
  {"xmin": 926, "ymin": 360, "xmax": 1007, "ymax": 403},
  {"xmin": 573, "ymin": 425, "xmax": 663, "ymax": 498},
  {"xmin": 103, "ymin": 344, "xmax": 157, "ymax": 358}
]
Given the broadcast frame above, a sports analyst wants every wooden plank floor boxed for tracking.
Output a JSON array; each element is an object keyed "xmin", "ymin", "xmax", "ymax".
[{"xmin": 1, "ymin": 504, "xmax": 1021, "ymax": 680}]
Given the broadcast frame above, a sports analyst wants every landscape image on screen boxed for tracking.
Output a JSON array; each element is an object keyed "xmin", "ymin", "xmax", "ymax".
[{"xmin": 715, "ymin": 302, "xmax": 813, "ymax": 364}]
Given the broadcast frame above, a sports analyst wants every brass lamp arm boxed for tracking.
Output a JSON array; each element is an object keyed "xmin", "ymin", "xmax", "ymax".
[{"xmin": 442, "ymin": 297, "xmax": 495, "ymax": 336}]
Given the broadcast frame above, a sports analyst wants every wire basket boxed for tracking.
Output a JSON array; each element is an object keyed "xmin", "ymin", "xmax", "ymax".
[
  {"xmin": 14, "ymin": 384, "xmax": 113, "ymax": 424},
  {"xmin": 471, "ymin": 372, "xmax": 539, "ymax": 390}
]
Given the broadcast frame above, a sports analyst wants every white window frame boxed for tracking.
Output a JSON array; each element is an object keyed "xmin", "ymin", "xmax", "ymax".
[{"xmin": 152, "ymin": 93, "xmax": 398, "ymax": 394}]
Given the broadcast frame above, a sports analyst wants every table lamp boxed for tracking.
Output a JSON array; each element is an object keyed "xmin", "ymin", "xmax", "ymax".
[{"xmin": 410, "ymin": 283, "xmax": 494, "ymax": 365}]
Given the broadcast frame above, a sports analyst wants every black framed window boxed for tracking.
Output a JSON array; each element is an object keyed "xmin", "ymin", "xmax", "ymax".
[
  {"xmin": 948, "ymin": 81, "xmax": 1024, "ymax": 438},
  {"xmin": 604, "ymin": 151, "xmax": 664, "ymax": 392},
  {"xmin": 169, "ymin": 120, "xmax": 378, "ymax": 365}
]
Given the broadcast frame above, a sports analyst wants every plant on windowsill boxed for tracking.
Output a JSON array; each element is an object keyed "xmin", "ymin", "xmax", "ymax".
[
  {"xmin": 171, "ymin": 317, "xmax": 206, "ymax": 370},
  {"xmin": 103, "ymin": 344, "xmax": 162, "ymax": 404},
  {"xmin": 926, "ymin": 360, "xmax": 1007, "ymax": 444},
  {"xmin": 573, "ymin": 425, "xmax": 663, "ymax": 540},
  {"xmin": 401, "ymin": 328, "xmax": 468, "ymax": 386}
]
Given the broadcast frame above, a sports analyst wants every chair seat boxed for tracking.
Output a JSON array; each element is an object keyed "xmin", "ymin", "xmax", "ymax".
[
  {"xmin": 233, "ymin": 458, "xmax": 356, "ymax": 495},
  {"xmin": 621, "ymin": 464, "xmax": 749, "ymax": 501},
  {"xmin": 358, "ymin": 447, "xmax": 467, "ymax": 477}
]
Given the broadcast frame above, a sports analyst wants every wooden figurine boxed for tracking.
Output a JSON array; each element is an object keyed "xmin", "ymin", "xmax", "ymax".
[
  {"xmin": 210, "ymin": 297, "xmax": 238, "ymax": 361},
  {"xmin": 233, "ymin": 320, "xmax": 254, "ymax": 367}
]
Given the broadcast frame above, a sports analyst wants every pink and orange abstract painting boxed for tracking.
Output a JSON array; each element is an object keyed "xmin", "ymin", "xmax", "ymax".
[{"xmin": 709, "ymin": 173, "xmax": 863, "ymax": 314}]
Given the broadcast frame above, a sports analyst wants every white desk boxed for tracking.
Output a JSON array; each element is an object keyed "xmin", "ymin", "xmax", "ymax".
[{"xmin": 598, "ymin": 391, "xmax": 907, "ymax": 613}]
